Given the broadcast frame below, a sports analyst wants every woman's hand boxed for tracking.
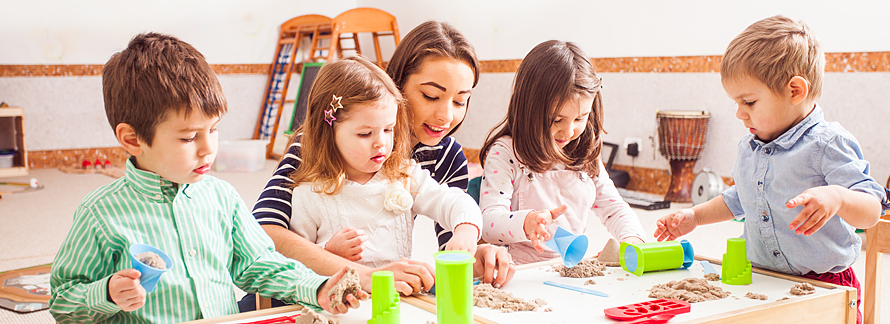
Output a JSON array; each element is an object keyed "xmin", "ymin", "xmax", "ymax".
[{"xmin": 473, "ymin": 244, "xmax": 515, "ymax": 288}]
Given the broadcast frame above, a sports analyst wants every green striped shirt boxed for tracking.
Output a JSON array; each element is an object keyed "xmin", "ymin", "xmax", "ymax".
[{"xmin": 50, "ymin": 158, "xmax": 328, "ymax": 323}]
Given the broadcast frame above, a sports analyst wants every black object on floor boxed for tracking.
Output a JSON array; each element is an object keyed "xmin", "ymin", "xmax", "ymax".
[
  {"xmin": 603, "ymin": 142, "xmax": 629, "ymax": 188},
  {"xmin": 237, "ymin": 294, "xmax": 288, "ymax": 313},
  {"xmin": 617, "ymin": 188, "xmax": 671, "ymax": 211}
]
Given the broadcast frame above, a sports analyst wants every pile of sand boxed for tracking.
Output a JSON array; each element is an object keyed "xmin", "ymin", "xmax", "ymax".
[
  {"xmin": 703, "ymin": 273, "xmax": 720, "ymax": 281},
  {"xmin": 555, "ymin": 259, "xmax": 606, "ymax": 278},
  {"xmin": 790, "ymin": 282, "xmax": 815, "ymax": 296},
  {"xmin": 596, "ymin": 238, "xmax": 621, "ymax": 267},
  {"xmin": 328, "ymin": 267, "xmax": 361, "ymax": 309},
  {"xmin": 648, "ymin": 278, "xmax": 731, "ymax": 303},
  {"xmin": 295, "ymin": 308, "xmax": 338, "ymax": 324},
  {"xmin": 135, "ymin": 251, "xmax": 166, "ymax": 270},
  {"xmin": 473, "ymin": 283, "xmax": 547, "ymax": 312},
  {"xmin": 745, "ymin": 292, "xmax": 767, "ymax": 300}
]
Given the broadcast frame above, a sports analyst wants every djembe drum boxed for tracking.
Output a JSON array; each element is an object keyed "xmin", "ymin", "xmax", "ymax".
[{"xmin": 656, "ymin": 111, "xmax": 711, "ymax": 203}]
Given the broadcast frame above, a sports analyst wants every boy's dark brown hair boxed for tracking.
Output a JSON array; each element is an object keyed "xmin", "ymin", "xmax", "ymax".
[
  {"xmin": 290, "ymin": 56, "xmax": 410, "ymax": 195},
  {"xmin": 102, "ymin": 32, "xmax": 227, "ymax": 146},
  {"xmin": 385, "ymin": 20, "xmax": 480, "ymax": 137},
  {"xmin": 481, "ymin": 40, "xmax": 604, "ymax": 176}
]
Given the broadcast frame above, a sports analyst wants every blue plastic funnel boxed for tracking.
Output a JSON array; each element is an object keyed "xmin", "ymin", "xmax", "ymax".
[{"xmin": 544, "ymin": 226, "xmax": 589, "ymax": 268}]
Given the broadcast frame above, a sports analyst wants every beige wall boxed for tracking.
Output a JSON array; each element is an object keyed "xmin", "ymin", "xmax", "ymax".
[{"xmin": 1, "ymin": 0, "xmax": 888, "ymax": 184}]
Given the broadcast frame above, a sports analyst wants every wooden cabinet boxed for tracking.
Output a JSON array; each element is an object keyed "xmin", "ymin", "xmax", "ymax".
[{"xmin": 0, "ymin": 107, "xmax": 27, "ymax": 177}]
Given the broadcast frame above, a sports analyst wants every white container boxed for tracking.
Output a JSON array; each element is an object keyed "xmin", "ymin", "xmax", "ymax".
[
  {"xmin": 212, "ymin": 140, "xmax": 268, "ymax": 173},
  {"xmin": 0, "ymin": 151, "xmax": 14, "ymax": 168}
]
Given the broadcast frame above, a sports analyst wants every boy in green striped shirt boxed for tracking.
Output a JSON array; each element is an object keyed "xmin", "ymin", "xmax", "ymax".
[{"xmin": 49, "ymin": 32, "xmax": 366, "ymax": 324}]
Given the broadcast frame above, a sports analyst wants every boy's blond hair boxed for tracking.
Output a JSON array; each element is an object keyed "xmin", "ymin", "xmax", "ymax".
[{"xmin": 721, "ymin": 15, "xmax": 824, "ymax": 101}]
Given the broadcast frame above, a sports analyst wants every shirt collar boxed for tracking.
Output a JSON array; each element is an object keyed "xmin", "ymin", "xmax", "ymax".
[
  {"xmin": 748, "ymin": 103, "xmax": 823, "ymax": 151},
  {"xmin": 125, "ymin": 157, "xmax": 185, "ymax": 201}
]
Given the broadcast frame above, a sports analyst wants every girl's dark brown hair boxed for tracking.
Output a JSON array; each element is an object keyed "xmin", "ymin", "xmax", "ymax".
[
  {"xmin": 480, "ymin": 40, "xmax": 604, "ymax": 176},
  {"xmin": 289, "ymin": 56, "xmax": 410, "ymax": 195},
  {"xmin": 102, "ymin": 32, "xmax": 227, "ymax": 146},
  {"xmin": 385, "ymin": 20, "xmax": 480, "ymax": 137}
]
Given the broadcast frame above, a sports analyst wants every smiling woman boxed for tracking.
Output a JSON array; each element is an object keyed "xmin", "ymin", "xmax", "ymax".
[
  {"xmin": 241, "ymin": 21, "xmax": 516, "ymax": 312},
  {"xmin": 400, "ymin": 57, "xmax": 474, "ymax": 146}
]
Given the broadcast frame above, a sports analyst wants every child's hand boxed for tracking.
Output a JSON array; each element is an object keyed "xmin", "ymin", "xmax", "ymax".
[
  {"xmin": 473, "ymin": 244, "xmax": 515, "ymax": 288},
  {"xmin": 107, "ymin": 269, "xmax": 146, "ymax": 312},
  {"xmin": 444, "ymin": 223, "xmax": 479, "ymax": 256},
  {"xmin": 654, "ymin": 208, "xmax": 697, "ymax": 241},
  {"xmin": 325, "ymin": 228, "xmax": 366, "ymax": 261},
  {"xmin": 317, "ymin": 267, "xmax": 368, "ymax": 315},
  {"xmin": 524, "ymin": 205, "xmax": 567, "ymax": 252},
  {"xmin": 787, "ymin": 187, "xmax": 842, "ymax": 236}
]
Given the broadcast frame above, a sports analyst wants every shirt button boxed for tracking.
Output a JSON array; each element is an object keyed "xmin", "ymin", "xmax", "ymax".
[
  {"xmin": 189, "ymin": 250, "xmax": 197, "ymax": 256},
  {"xmin": 154, "ymin": 194, "xmax": 162, "ymax": 199},
  {"xmin": 773, "ymin": 250, "xmax": 781, "ymax": 257},
  {"xmin": 761, "ymin": 214, "xmax": 769, "ymax": 222},
  {"xmin": 765, "ymin": 148, "xmax": 771, "ymax": 154},
  {"xmin": 758, "ymin": 181, "xmax": 763, "ymax": 186}
]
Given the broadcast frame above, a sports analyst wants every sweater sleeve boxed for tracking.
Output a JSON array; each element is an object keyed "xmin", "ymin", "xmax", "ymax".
[
  {"xmin": 409, "ymin": 162, "xmax": 482, "ymax": 240},
  {"xmin": 435, "ymin": 137, "xmax": 470, "ymax": 190},
  {"xmin": 479, "ymin": 140, "xmax": 531, "ymax": 244},
  {"xmin": 590, "ymin": 162, "xmax": 646, "ymax": 242},
  {"xmin": 253, "ymin": 138, "xmax": 302, "ymax": 228}
]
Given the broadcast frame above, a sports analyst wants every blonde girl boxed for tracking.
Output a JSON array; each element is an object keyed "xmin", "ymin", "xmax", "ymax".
[{"xmin": 287, "ymin": 56, "xmax": 482, "ymax": 270}]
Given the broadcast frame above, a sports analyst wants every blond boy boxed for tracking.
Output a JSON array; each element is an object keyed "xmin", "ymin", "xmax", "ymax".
[{"xmin": 655, "ymin": 15, "xmax": 888, "ymax": 324}]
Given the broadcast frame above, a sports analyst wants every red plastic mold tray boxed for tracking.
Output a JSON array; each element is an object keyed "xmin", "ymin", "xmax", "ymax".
[{"xmin": 604, "ymin": 299, "xmax": 691, "ymax": 321}]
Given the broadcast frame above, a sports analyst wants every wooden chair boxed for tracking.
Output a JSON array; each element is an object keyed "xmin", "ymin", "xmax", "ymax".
[
  {"xmin": 325, "ymin": 7, "xmax": 400, "ymax": 67},
  {"xmin": 863, "ymin": 175, "xmax": 890, "ymax": 324},
  {"xmin": 256, "ymin": 295, "xmax": 272, "ymax": 310},
  {"xmin": 253, "ymin": 14, "xmax": 332, "ymax": 157}
]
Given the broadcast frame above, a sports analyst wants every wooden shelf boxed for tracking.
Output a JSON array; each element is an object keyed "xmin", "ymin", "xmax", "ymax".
[{"xmin": 0, "ymin": 107, "xmax": 27, "ymax": 178}]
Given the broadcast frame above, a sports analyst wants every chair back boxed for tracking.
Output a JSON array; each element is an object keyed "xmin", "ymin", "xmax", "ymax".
[{"xmin": 332, "ymin": 7, "xmax": 399, "ymax": 37}]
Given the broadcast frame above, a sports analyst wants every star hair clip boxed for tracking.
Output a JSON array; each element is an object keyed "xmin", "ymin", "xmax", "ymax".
[{"xmin": 325, "ymin": 94, "xmax": 343, "ymax": 126}]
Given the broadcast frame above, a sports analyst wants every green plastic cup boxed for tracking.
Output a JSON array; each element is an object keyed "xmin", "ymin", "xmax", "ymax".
[
  {"xmin": 368, "ymin": 271, "xmax": 400, "ymax": 324},
  {"xmin": 619, "ymin": 240, "xmax": 694, "ymax": 276},
  {"xmin": 721, "ymin": 238, "xmax": 752, "ymax": 285},
  {"xmin": 434, "ymin": 251, "xmax": 475, "ymax": 324}
]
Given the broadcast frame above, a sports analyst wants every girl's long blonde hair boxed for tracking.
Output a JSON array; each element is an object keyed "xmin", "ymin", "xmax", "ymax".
[
  {"xmin": 480, "ymin": 40, "xmax": 604, "ymax": 177},
  {"xmin": 289, "ymin": 56, "xmax": 410, "ymax": 194}
]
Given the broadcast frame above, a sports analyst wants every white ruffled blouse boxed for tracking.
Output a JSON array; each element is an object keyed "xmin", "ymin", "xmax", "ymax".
[{"xmin": 289, "ymin": 161, "xmax": 482, "ymax": 268}]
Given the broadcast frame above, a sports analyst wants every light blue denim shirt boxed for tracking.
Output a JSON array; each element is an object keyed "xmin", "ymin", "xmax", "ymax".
[{"xmin": 722, "ymin": 104, "xmax": 887, "ymax": 275}]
